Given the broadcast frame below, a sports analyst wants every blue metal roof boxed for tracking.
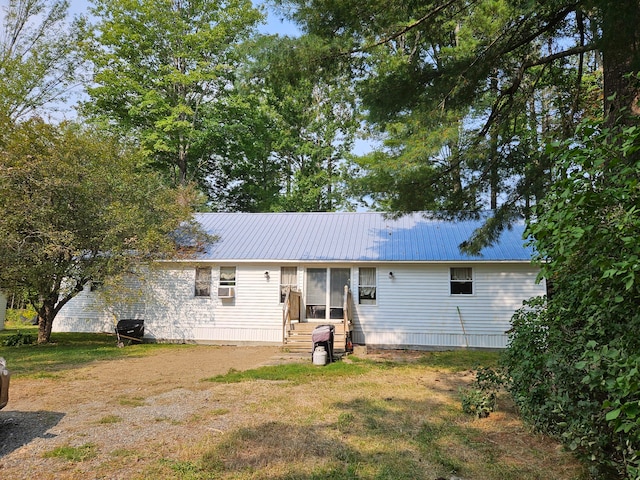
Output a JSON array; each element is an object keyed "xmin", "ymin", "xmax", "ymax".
[{"xmin": 193, "ymin": 212, "xmax": 533, "ymax": 262}]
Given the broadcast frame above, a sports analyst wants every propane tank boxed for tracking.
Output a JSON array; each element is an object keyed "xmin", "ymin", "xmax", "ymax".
[{"xmin": 313, "ymin": 346, "xmax": 328, "ymax": 366}]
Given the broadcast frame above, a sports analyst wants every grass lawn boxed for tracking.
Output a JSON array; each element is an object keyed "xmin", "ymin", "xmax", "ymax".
[
  {"xmin": 1, "ymin": 317, "xmax": 588, "ymax": 479},
  {"xmin": 0, "ymin": 322, "xmax": 190, "ymax": 377}
]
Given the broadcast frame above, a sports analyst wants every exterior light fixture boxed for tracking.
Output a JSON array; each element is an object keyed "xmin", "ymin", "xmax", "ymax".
[
  {"xmin": 264, "ymin": 271, "xmax": 270, "ymax": 279},
  {"xmin": 389, "ymin": 272, "xmax": 394, "ymax": 279}
]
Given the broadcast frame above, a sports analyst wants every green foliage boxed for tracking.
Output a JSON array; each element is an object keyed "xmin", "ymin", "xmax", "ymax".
[
  {"xmin": 273, "ymin": 0, "xmax": 640, "ymax": 251},
  {"xmin": 460, "ymin": 366, "xmax": 505, "ymax": 418},
  {"xmin": 3, "ymin": 330, "xmax": 35, "ymax": 347},
  {"xmin": 0, "ymin": 120, "xmax": 200, "ymax": 343},
  {"xmin": 503, "ymin": 120, "xmax": 640, "ymax": 479},
  {"xmin": 83, "ymin": 0, "xmax": 263, "ymax": 187},
  {"xmin": 460, "ymin": 388, "xmax": 496, "ymax": 418},
  {"xmin": 0, "ymin": 0, "xmax": 85, "ymax": 121}
]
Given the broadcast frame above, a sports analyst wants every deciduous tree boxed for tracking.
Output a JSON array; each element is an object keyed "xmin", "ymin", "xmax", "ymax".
[
  {"xmin": 0, "ymin": 0, "xmax": 85, "ymax": 120},
  {"xmin": 83, "ymin": 0, "xmax": 263, "ymax": 188},
  {"xmin": 0, "ymin": 119, "xmax": 200, "ymax": 343}
]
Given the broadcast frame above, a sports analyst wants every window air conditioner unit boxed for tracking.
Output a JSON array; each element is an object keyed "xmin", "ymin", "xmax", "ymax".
[{"xmin": 217, "ymin": 286, "xmax": 235, "ymax": 298}]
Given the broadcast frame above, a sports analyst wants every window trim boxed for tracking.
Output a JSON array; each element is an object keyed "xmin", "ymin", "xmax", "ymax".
[
  {"xmin": 195, "ymin": 267, "xmax": 212, "ymax": 297},
  {"xmin": 450, "ymin": 267, "xmax": 473, "ymax": 295}
]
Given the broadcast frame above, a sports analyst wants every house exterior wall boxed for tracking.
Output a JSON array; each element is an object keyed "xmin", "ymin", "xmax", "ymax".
[
  {"xmin": 54, "ymin": 261, "xmax": 544, "ymax": 349},
  {"xmin": 350, "ymin": 263, "xmax": 545, "ymax": 349}
]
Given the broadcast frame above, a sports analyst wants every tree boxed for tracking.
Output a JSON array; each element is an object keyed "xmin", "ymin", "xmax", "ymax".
[
  {"xmin": 83, "ymin": 0, "xmax": 263, "ymax": 188},
  {"xmin": 271, "ymin": 0, "xmax": 639, "ymax": 243},
  {"xmin": 0, "ymin": 0, "xmax": 85, "ymax": 121},
  {"xmin": 0, "ymin": 119, "xmax": 201, "ymax": 343},
  {"xmin": 246, "ymin": 34, "xmax": 359, "ymax": 212}
]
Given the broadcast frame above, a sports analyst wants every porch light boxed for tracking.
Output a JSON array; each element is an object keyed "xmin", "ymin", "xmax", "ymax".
[
  {"xmin": 389, "ymin": 272, "xmax": 394, "ymax": 279},
  {"xmin": 264, "ymin": 271, "xmax": 270, "ymax": 279}
]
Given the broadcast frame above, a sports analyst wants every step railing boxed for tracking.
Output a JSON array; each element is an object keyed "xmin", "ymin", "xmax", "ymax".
[{"xmin": 282, "ymin": 286, "xmax": 300, "ymax": 344}]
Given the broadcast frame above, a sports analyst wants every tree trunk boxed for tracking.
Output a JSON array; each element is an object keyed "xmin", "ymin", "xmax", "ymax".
[
  {"xmin": 600, "ymin": 0, "xmax": 640, "ymax": 127},
  {"xmin": 36, "ymin": 301, "xmax": 55, "ymax": 344}
]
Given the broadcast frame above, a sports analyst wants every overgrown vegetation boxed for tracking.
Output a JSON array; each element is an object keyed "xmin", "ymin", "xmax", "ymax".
[
  {"xmin": 3, "ymin": 330, "xmax": 35, "ymax": 346},
  {"xmin": 503, "ymin": 121, "xmax": 640, "ymax": 479}
]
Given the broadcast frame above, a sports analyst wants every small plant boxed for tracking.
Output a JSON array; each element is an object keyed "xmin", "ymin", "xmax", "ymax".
[
  {"xmin": 461, "ymin": 388, "xmax": 496, "ymax": 418},
  {"xmin": 3, "ymin": 330, "xmax": 35, "ymax": 346},
  {"xmin": 460, "ymin": 366, "xmax": 506, "ymax": 418}
]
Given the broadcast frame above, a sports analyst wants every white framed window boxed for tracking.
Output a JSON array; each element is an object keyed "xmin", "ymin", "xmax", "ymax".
[
  {"xmin": 280, "ymin": 267, "xmax": 297, "ymax": 303},
  {"xmin": 450, "ymin": 267, "xmax": 473, "ymax": 295},
  {"xmin": 358, "ymin": 267, "xmax": 376, "ymax": 305},
  {"xmin": 195, "ymin": 267, "xmax": 212, "ymax": 297},
  {"xmin": 220, "ymin": 266, "xmax": 236, "ymax": 286}
]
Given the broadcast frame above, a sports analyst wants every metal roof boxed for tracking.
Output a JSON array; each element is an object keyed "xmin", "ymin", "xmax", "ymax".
[{"xmin": 193, "ymin": 212, "xmax": 534, "ymax": 262}]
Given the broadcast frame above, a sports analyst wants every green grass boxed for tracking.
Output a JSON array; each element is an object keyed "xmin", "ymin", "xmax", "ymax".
[
  {"xmin": 204, "ymin": 359, "xmax": 371, "ymax": 384},
  {"xmin": 0, "ymin": 324, "xmax": 191, "ymax": 378},
  {"xmin": 415, "ymin": 349, "xmax": 501, "ymax": 371},
  {"xmin": 43, "ymin": 443, "xmax": 97, "ymax": 462},
  {"xmin": 204, "ymin": 351, "xmax": 497, "ymax": 385}
]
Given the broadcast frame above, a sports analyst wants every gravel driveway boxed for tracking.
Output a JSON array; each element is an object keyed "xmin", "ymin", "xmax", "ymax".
[{"xmin": 0, "ymin": 345, "xmax": 302, "ymax": 479}]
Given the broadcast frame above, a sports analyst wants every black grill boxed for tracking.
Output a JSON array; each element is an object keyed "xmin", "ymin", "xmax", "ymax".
[{"xmin": 115, "ymin": 319, "xmax": 144, "ymax": 344}]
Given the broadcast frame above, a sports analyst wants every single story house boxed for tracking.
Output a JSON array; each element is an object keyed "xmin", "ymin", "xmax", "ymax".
[{"xmin": 54, "ymin": 211, "xmax": 546, "ymax": 350}]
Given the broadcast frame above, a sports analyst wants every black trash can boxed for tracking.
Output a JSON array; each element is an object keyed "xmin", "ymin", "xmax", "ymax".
[
  {"xmin": 115, "ymin": 319, "xmax": 144, "ymax": 345},
  {"xmin": 311, "ymin": 324, "xmax": 335, "ymax": 363}
]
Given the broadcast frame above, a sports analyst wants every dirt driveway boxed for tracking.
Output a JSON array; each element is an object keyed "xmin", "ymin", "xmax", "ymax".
[{"xmin": 0, "ymin": 345, "xmax": 301, "ymax": 479}]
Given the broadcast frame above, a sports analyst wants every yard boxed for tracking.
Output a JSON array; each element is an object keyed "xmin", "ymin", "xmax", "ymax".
[{"xmin": 0, "ymin": 326, "xmax": 587, "ymax": 480}]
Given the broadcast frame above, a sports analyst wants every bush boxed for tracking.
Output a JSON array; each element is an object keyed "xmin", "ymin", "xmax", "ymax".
[
  {"xmin": 460, "ymin": 366, "xmax": 505, "ymax": 418},
  {"xmin": 3, "ymin": 330, "xmax": 35, "ymax": 346},
  {"xmin": 503, "ymin": 121, "xmax": 640, "ymax": 479}
]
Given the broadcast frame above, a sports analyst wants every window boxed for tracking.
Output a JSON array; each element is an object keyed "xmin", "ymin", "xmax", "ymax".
[
  {"xmin": 195, "ymin": 267, "xmax": 212, "ymax": 297},
  {"xmin": 450, "ymin": 267, "xmax": 473, "ymax": 295},
  {"xmin": 358, "ymin": 267, "xmax": 376, "ymax": 305},
  {"xmin": 220, "ymin": 266, "xmax": 236, "ymax": 286},
  {"xmin": 280, "ymin": 267, "xmax": 297, "ymax": 303}
]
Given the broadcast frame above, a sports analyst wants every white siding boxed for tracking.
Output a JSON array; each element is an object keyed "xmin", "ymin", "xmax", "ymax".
[
  {"xmin": 351, "ymin": 263, "xmax": 545, "ymax": 348},
  {"xmin": 55, "ymin": 261, "xmax": 544, "ymax": 349},
  {"xmin": 54, "ymin": 278, "xmax": 146, "ymax": 334},
  {"xmin": 142, "ymin": 263, "xmax": 284, "ymax": 344}
]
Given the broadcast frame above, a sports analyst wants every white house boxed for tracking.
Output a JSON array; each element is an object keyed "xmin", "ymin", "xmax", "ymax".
[{"xmin": 54, "ymin": 212, "xmax": 546, "ymax": 350}]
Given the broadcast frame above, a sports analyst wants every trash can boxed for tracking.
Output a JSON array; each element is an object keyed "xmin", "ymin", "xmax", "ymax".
[
  {"xmin": 115, "ymin": 319, "xmax": 144, "ymax": 345},
  {"xmin": 311, "ymin": 324, "xmax": 335, "ymax": 363}
]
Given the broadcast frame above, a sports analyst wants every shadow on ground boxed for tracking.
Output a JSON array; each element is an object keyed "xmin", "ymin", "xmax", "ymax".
[{"xmin": 0, "ymin": 410, "xmax": 64, "ymax": 457}]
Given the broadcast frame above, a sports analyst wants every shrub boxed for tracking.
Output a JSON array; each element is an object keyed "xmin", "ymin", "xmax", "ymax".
[
  {"xmin": 3, "ymin": 330, "xmax": 35, "ymax": 346},
  {"xmin": 460, "ymin": 366, "xmax": 505, "ymax": 418},
  {"xmin": 504, "ymin": 121, "xmax": 640, "ymax": 479}
]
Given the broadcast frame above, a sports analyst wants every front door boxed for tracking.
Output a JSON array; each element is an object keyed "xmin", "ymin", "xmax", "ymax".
[{"xmin": 305, "ymin": 268, "xmax": 350, "ymax": 320}]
